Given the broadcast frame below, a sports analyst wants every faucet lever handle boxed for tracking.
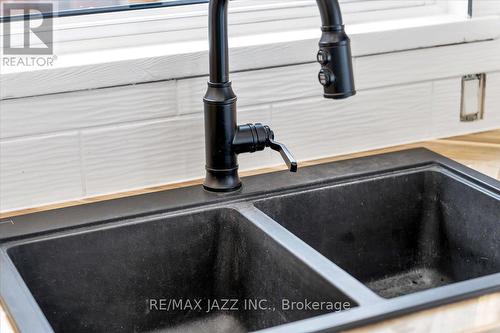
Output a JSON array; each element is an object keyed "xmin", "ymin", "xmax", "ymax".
[{"xmin": 268, "ymin": 138, "xmax": 298, "ymax": 172}]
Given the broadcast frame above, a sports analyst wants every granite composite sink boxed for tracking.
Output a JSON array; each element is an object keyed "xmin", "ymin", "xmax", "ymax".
[
  {"xmin": 1, "ymin": 149, "xmax": 499, "ymax": 333},
  {"xmin": 5, "ymin": 209, "xmax": 354, "ymax": 333},
  {"xmin": 255, "ymin": 169, "xmax": 500, "ymax": 299}
]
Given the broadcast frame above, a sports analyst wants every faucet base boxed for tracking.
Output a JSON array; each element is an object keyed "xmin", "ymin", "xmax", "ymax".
[
  {"xmin": 203, "ymin": 82, "xmax": 241, "ymax": 193},
  {"xmin": 203, "ymin": 167, "xmax": 242, "ymax": 192}
]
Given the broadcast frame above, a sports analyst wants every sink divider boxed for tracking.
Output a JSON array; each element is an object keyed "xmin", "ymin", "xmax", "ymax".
[{"xmin": 233, "ymin": 203, "xmax": 383, "ymax": 306}]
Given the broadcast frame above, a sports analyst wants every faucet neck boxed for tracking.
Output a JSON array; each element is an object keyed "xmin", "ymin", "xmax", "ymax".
[
  {"xmin": 208, "ymin": 0, "xmax": 229, "ymax": 84},
  {"xmin": 208, "ymin": 0, "xmax": 345, "ymax": 84},
  {"xmin": 315, "ymin": 0, "xmax": 344, "ymax": 29}
]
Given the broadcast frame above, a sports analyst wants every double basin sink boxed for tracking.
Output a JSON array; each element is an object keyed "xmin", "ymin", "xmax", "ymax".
[{"xmin": 1, "ymin": 149, "xmax": 499, "ymax": 332}]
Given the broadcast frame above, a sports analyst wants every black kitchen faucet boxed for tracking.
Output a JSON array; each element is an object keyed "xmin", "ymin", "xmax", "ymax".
[{"xmin": 203, "ymin": 0, "xmax": 356, "ymax": 192}]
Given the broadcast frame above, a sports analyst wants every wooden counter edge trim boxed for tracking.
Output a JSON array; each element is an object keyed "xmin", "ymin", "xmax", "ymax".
[
  {"xmin": 343, "ymin": 292, "xmax": 500, "ymax": 333},
  {"xmin": 0, "ymin": 299, "xmax": 18, "ymax": 333}
]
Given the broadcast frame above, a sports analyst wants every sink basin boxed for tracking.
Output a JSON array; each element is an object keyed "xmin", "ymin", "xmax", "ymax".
[
  {"xmin": 255, "ymin": 169, "xmax": 500, "ymax": 298},
  {"xmin": 5, "ymin": 208, "xmax": 353, "ymax": 333},
  {"xmin": 1, "ymin": 149, "xmax": 499, "ymax": 332}
]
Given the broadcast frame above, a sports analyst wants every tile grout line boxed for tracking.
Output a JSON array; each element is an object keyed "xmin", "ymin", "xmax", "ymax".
[{"xmin": 77, "ymin": 131, "xmax": 88, "ymax": 197}]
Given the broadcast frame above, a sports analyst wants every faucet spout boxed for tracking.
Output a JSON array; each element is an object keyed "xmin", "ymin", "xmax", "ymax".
[{"xmin": 203, "ymin": 0, "xmax": 355, "ymax": 192}]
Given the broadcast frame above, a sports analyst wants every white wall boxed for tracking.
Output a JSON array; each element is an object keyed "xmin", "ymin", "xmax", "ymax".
[{"xmin": 1, "ymin": 37, "xmax": 500, "ymax": 213}]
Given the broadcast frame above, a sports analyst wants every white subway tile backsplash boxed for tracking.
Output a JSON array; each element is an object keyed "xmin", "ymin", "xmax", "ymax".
[
  {"xmin": 0, "ymin": 133, "xmax": 83, "ymax": 211},
  {"xmin": 176, "ymin": 75, "xmax": 206, "ymax": 115},
  {"xmin": 81, "ymin": 116, "xmax": 205, "ymax": 196},
  {"xmin": 271, "ymin": 82, "xmax": 433, "ymax": 161},
  {"xmin": 355, "ymin": 40, "xmax": 500, "ymax": 91},
  {"xmin": 1, "ymin": 53, "xmax": 499, "ymax": 212},
  {"xmin": 232, "ymin": 64, "xmax": 317, "ymax": 106},
  {"xmin": 0, "ymin": 81, "xmax": 177, "ymax": 139},
  {"xmin": 430, "ymin": 78, "xmax": 462, "ymax": 138},
  {"xmin": 176, "ymin": 63, "xmax": 318, "ymax": 115}
]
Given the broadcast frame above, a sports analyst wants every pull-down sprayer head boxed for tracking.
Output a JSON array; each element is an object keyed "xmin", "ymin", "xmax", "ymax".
[
  {"xmin": 315, "ymin": 0, "xmax": 356, "ymax": 99},
  {"xmin": 317, "ymin": 27, "xmax": 356, "ymax": 99}
]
